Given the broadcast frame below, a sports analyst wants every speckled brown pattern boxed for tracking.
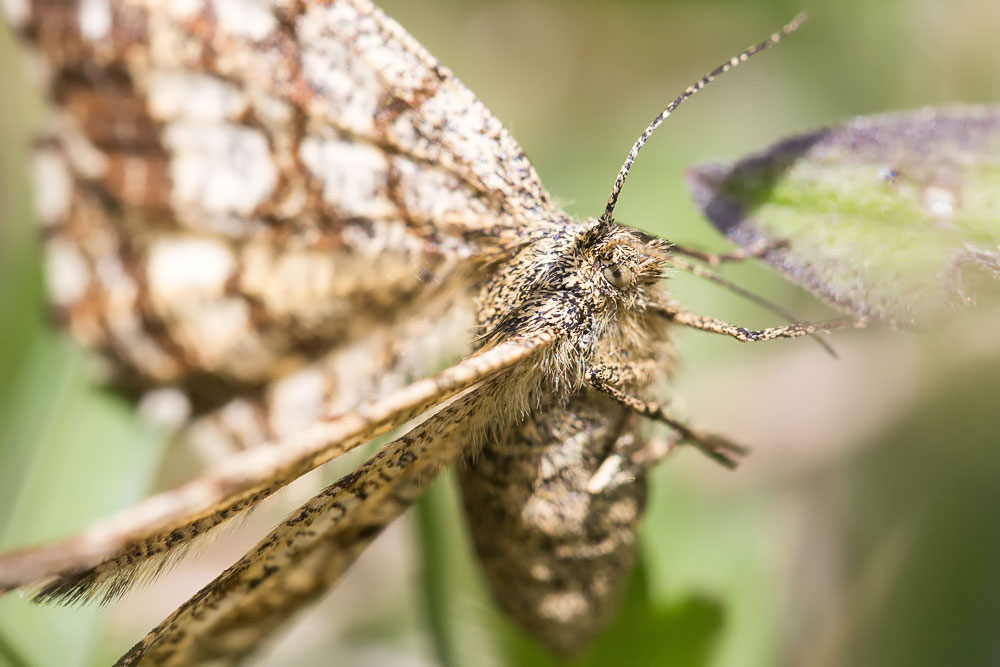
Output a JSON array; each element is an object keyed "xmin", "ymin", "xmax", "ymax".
[{"xmin": 0, "ymin": 2, "xmax": 827, "ymax": 663}]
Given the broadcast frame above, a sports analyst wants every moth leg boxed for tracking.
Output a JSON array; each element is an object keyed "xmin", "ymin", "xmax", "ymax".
[
  {"xmin": 657, "ymin": 302, "xmax": 868, "ymax": 342},
  {"xmin": 655, "ymin": 260, "xmax": 839, "ymax": 357},
  {"xmin": 117, "ymin": 385, "xmax": 487, "ymax": 667},
  {"xmin": 585, "ymin": 427, "xmax": 679, "ymax": 494},
  {"xmin": 588, "ymin": 368, "xmax": 747, "ymax": 469},
  {"xmin": 585, "ymin": 358, "xmax": 661, "ymax": 387},
  {"xmin": 670, "ymin": 238, "xmax": 787, "ymax": 265},
  {"xmin": 644, "ymin": 248, "xmax": 838, "ymax": 356}
]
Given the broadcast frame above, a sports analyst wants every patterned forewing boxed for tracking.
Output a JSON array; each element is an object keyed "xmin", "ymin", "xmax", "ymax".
[
  {"xmin": 119, "ymin": 387, "xmax": 488, "ymax": 666},
  {"xmin": 9, "ymin": 0, "xmax": 551, "ymax": 410},
  {"xmin": 0, "ymin": 334, "xmax": 554, "ymax": 600},
  {"xmin": 182, "ymin": 294, "xmax": 473, "ymax": 455}
]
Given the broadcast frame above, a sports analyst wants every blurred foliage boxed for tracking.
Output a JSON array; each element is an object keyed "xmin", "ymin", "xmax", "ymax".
[
  {"xmin": 688, "ymin": 107, "xmax": 1000, "ymax": 323},
  {"xmin": 2, "ymin": 1, "xmax": 1000, "ymax": 666},
  {"xmin": 835, "ymin": 357, "xmax": 1000, "ymax": 667},
  {"xmin": 0, "ymin": 18, "xmax": 168, "ymax": 667}
]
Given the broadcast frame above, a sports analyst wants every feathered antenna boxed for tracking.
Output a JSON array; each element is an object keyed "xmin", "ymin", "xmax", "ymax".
[{"xmin": 600, "ymin": 13, "xmax": 808, "ymax": 223}]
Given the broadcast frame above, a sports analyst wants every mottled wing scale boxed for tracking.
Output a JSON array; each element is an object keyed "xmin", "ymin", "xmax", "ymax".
[
  {"xmin": 180, "ymin": 286, "xmax": 475, "ymax": 457},
  {"xmin": 0, "ymin": 334, "xmax": 550, "ymax": 599},
  {"xmin": 20, "ymin": 2, "xmax": 546, "ymax": 407},
  {"xmin": 117, "ymin": 343, "xmax": 559, "ymax": 666},
  {"xmin": 1, "ymin": 0, "xmax": 554, "ymax": 605},
  {"xmin": 18, "ymin": 0, "xmax": 548, "ymax": 420}
]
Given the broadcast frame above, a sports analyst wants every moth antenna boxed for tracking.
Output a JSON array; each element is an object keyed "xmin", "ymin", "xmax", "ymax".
[
  {"xmin": 656, "ymin": 304, "xmax": 868, "ymax": 343},
  {"xmin": 600, "ymin": 12, "xmax": 808, "ymax": 223},
  {"xmin": 665, "ymin": 254, "xmax": 838, "ymax": 357}
]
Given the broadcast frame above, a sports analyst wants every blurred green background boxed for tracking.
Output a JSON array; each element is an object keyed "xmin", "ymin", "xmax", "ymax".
[{"xmin": 2, "ymin": 1, "xmax": 1000, "ymax": 665}]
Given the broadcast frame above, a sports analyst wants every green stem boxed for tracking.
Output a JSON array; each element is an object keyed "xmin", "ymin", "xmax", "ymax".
[{"xmin": 415, "ymin": 476, "xmax": 459, "ymax": 667}]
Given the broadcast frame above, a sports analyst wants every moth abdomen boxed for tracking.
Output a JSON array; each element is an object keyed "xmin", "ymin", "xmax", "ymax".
[{"xmin": 458, "ymin": 392, "xmax": 654, "ymax": 653}]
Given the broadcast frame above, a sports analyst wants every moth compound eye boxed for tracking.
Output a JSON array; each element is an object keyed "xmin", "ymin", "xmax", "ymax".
[{"xmin": 602, "ymin": 263, "xmax": 632, "ymax": 289}]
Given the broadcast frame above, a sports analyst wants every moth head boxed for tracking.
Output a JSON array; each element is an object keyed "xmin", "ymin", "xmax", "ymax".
[
  {"xmin": 577, "ymin": 219, "xmax": 673, "ymax": 307},
  {"xmin": 475, "ymin": 217, "xmax": 672, "ymax": 346}
]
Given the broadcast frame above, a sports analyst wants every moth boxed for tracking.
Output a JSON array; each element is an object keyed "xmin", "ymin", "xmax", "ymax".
[{"xmin": 0, "ymin": 2, "xmax": 857, "ymax": 665}]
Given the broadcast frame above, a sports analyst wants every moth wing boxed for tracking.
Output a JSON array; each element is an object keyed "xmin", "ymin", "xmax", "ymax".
[
  {"xmin": 117, "ymin": 386, "xmax": 485, "ymax": 667},
  {"xmin": 11, "ymin": 0, "xmax": 553, "ymax": 413},
  {"xmin": 180, "ymin": 290, "xmax": 475, "ymax": 459},
  {"xmin": 0, "ymin": 333, "xmax": 554, "ymax": 601}
]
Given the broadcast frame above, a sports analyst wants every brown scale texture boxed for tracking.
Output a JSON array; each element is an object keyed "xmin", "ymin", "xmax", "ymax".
[
  {"xmin": 459, "ymin": 395, "xmax": 650, "ymax": 653},
  {"xmin": 0, "ymin": 1, "xmax": 710, "ymax": 664}
]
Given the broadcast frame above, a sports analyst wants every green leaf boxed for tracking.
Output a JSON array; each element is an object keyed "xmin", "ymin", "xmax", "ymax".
[
  {"xmin": 579, "ymin": 558, "xmax": 724, "ymax": 667},
  {"xmin": 686, "ymin": 106, "xmax": 1000, "ymax": 324},
  {"xmin": 836, "ymin": 355, "xmax": 1000, "ymax": 667}
]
